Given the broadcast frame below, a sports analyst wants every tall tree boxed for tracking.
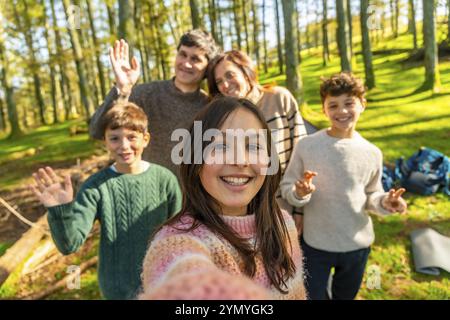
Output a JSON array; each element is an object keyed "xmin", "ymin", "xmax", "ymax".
[
  {"xmin": 134, "ymin": 0, "xmax": 150, "ymax": 83},
  {"xmin": 281, "ymin": 0, "xmax": 302, "ymax": 102},
  {"xmin": 251, "ymin": 0, "xmax": 260, "ymax": 68},
  {"xmin": 50, "ymin": 0, "xmax": 75, "ymax": 120},
  {"xmin": 293, "ymin": 0, "xmax": 302, "ymax": 63},
  {"xmin": 105, "ymin": 0, "xmax": 116, "ymax": 35},
  {"xmin": 336, "ymin": 0, "xmax": 352, "ymax": 71},
  {"xmin": 360, "ymin": 0, "xmax": 375, "ymax": 89},
  {"xmin": 274, "ymin": 0, "xmax": 284, "ymax": 74},
  {"xmin": 15, "ymin": 0, "xmax": 47, "ymax": 125},
  {"xmin": 262, "ymin": 0, "xmax": 269, "ymax": 73},
  {"xmin": 41, "ymin": 0, "xmax": 59, "ymax": 123},
  {"xmin": 447, "ymin": 0, "xmax": 450, "ymax": 42},
  {"xmin": 0, "ymin": 98, "xmax": 5, "ymax": 131},
  {"xmin": 118, "ymin": 0, "xmax": 136, "ymax": 52},
  {"xmin": 86, "ymin": 0, "xmax": 106, "ymax": 98},
  {"xmin": 62, "ymin": 0, "xmax": 95, "ymax": 118},
  {"xmin": 346, "ymin": 0, "xmax": 353, "ymax": 57},
  {"xmin": 322, "ymin": 0, "xmax": 330, "ymax": 66},
  {"xmin": 208, "ymin": 0, "xmax": 219, "ymax": 42},
  {"xmin": 232, "ymin": 0, "xmax": 242, "ymax": 50},
  {"xmin": 408, "ymin": 0, "xmax": 418, "ymax": 49},
  {"xmin": 422, "ymin": 0, "xmax": 441, "ymax": 91},
  {"xmin": 0, "ymin": 36, "xmax": 23, "ymax": 138},
  {"xmin": 190, "ymin": 0, "xmax": 203, "ymax": 29},
  {"xmin": 241, "ymin": 0, "xmax": 250, "ymax": 54}
]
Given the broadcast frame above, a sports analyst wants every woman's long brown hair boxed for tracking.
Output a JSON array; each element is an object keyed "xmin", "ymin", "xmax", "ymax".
[{"xmin": 158, "ymin": 97, "xmax": 296, "ymax": 294}]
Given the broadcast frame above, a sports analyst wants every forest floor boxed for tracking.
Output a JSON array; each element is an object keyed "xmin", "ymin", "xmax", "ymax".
[{"xmin": 0, "ymin": 32, "xmax": 449, "ymax": 299}]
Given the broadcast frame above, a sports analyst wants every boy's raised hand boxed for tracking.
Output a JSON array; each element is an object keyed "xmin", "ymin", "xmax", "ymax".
[
  {"xmin": 30, "ymin": 167, "xmax": 73, "ymax": 208},
  {"xmin": 109, "ymin": 39, "xmax": 140, "ymax": 96},
  {"xmin": 381, "ymin": 188, "xmax": 407, "ymax": 214},
  {"xmin": 295, "ymin": 171, "xmax": 318, "ymax": 198}
]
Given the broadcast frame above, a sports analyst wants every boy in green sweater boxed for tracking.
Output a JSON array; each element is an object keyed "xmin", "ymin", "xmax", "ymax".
[{"xmin": 30, "ymin": 102, "xmax": 182, "ymax": 300}]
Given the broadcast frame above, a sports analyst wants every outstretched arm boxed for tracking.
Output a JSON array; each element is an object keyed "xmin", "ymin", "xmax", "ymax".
[{"xmin": 139, "ymin": 234, "xmax": 270, "ymax": 300}]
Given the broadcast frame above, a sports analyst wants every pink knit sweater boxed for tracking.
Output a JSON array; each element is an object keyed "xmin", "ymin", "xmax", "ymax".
[{"xmin": 138, "ymin": 211, "xmax": 307, "ymax": 300}]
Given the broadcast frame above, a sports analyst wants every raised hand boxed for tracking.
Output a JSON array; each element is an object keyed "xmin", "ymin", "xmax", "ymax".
[
  {"xmin": 30, "ymin": 167, "xmax": 73, "ymax": 208},
  {"xmin": 381, "ymin": 188, "xmax": 407, "ymax": 214},
  {"xmin": 109, "ymin": 39, "xmax": 140, "ymax": 95},
  {"xmin": 295, "ymin": 171, "xmax": 318, "ymax": 198}
]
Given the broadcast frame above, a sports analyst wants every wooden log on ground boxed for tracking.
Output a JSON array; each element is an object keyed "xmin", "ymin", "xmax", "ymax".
[
  {"xmin": 24, "ymin": 256, "xmax": 98, "ymax": 300},
  {"xmin": 0, "ymin": 214, "xmax": 48, "ymax": 287}
]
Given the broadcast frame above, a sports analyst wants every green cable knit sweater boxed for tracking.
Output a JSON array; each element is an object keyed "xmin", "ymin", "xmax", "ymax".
[{"xmin": 47, "ymin": 163, "xmax": 182, "ymax": 300}]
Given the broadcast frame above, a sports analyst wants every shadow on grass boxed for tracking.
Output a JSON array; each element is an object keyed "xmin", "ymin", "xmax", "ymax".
[{"xmin": 361, "ymin": 114, "xmax": 450, "ymax": 131}]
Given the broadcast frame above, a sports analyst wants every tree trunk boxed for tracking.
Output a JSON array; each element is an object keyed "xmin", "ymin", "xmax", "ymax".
[
  {"xmin": 422, "ymin": 0, "xmax": 441, "ymax": 91},
  {"xmin": 41, "ymin": 0, "xmax": 59, "ymax": 123},
  {"xmin": 262, "ymin": 0, "xmax": 268, "ymax": 73},
  {"xmin": 293, "ymin": 0, "xmax": 302, "ymax": 64},
  {"xmin": 105, "ymin": 0, "xmax": 116, "ymax": 35},
  {"xmin": 251, "ymin": 0, "xmax": 260, "ymax": 68},
  {"xmin": 62, "ymin": 0, "xmax": 95, "ymax": 119},
  {"xmin": 395, "ymin": 0, "xmax": 400, "ymax": 37},
  {"xmin": 275, "ymin": 0, "xmax": 284, "ymax": 74},
  {"xmin": 360, "ymin": 0, "xmax": 375, "ymax": 89},
  {"xmin": 336, "ymin": 0, "xmax": 352, "ymax": 71},
  {"xmin": 50, "ymin": 0, "xmax": 74, "ymax": 120},
  {"xmin": 281, "ymin": 0, "xmax": 303, "ymax": 103},
  {"xmin": 190, "ymin": 0, "xmax": 203, "ymax": 29},
  {"xmin": 0, "ymin": 31, "xmax": 21, "ymax": 138},
  {"xmin": 217, "ymin": 4, "xmax": 224, "ymax": 46},
  {"xmin": 118, "ymin": 0, "xmax": 136, "ymax": 53},
  {"xmin": 134, "ymin": 1, "xmax": 149, "ymax": 83},
  {"xmin": 86, "ymin": 0, "xmax": 107, "ymax": 98},
  {"xmin": 0, "ymin": 215, "xmax": 48, "ymax": 286},
  {"xmin": 0, "ymin": 98, "xmax": 5, "ymax": 131},
  {"xmin": 241, "ymin": 0, "xmax": 250, "ymax": 55},
  {"xmin": 16, "ymin": 0, "xmax": 47, "ymax": 125},
  {"xmin": 208, "ymin": 0, "xmax": 218, "ymax": 42},
  {"xmin": 346, "ymin": 0, "xmax": 353, "ymax": 57},
  {"xmin": 408, "ymin": 0, "xmax": 418, "ymax": 49},
  {"xmin": 322, "ymin": 0, "xmax": 330, "ymax": 66},
  {"xmin": 447, "ymin": 0, "xmax": 450, "ymax": 42},
  {"xmin": 233, "ymin": 0, "xmax": 242, "ymax": 50}
]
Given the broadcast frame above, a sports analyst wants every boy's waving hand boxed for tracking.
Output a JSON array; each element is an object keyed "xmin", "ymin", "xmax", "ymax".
[
  {"xmin": 31, "ymin": 167, "xmax": 73, "ymax": 208},
  {"xmin": 381, "ymin": 188, "xmax": 407, "ymax": 214}
]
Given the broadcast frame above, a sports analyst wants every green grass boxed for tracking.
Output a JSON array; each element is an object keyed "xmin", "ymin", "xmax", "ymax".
[
  {"xmin": 0, "ymin": 242, "xmax": 12, "ymax": 257},
  {"xmin": 0, "ymin": 119, "xmax": 102, "ymax": 191}
]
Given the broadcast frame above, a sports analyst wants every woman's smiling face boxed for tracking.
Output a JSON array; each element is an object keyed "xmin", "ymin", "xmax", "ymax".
[
  {"xmin": 199, "ymin": 108, "xmax": 268, "ymax": 216},
  {"xmin": 214, "ymin": 60, "xmax": 251, "ymax": 98}
]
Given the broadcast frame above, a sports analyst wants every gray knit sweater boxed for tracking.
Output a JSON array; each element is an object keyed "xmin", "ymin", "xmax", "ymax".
[
  {"xmin": 280, "ymin": 129, "xmax": 391, "ymax": 252},
  {"xmin": 89, "ymin": 80, "xmax": 210, "ymax": 179}
]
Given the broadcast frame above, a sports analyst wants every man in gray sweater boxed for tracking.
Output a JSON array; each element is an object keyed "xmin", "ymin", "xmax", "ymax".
[
  {"xmin": 281, "ymin": 72, "xmax": 408, "ymax": 300},
  {"xmin": 89, "ymin": 30, "xmax": 220, "ymax": 179}
]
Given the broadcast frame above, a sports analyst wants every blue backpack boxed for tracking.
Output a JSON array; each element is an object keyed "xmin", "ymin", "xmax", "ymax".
[{"xmin": 396, "ymin": 147, "xmax": 450, "ymax": 196}]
